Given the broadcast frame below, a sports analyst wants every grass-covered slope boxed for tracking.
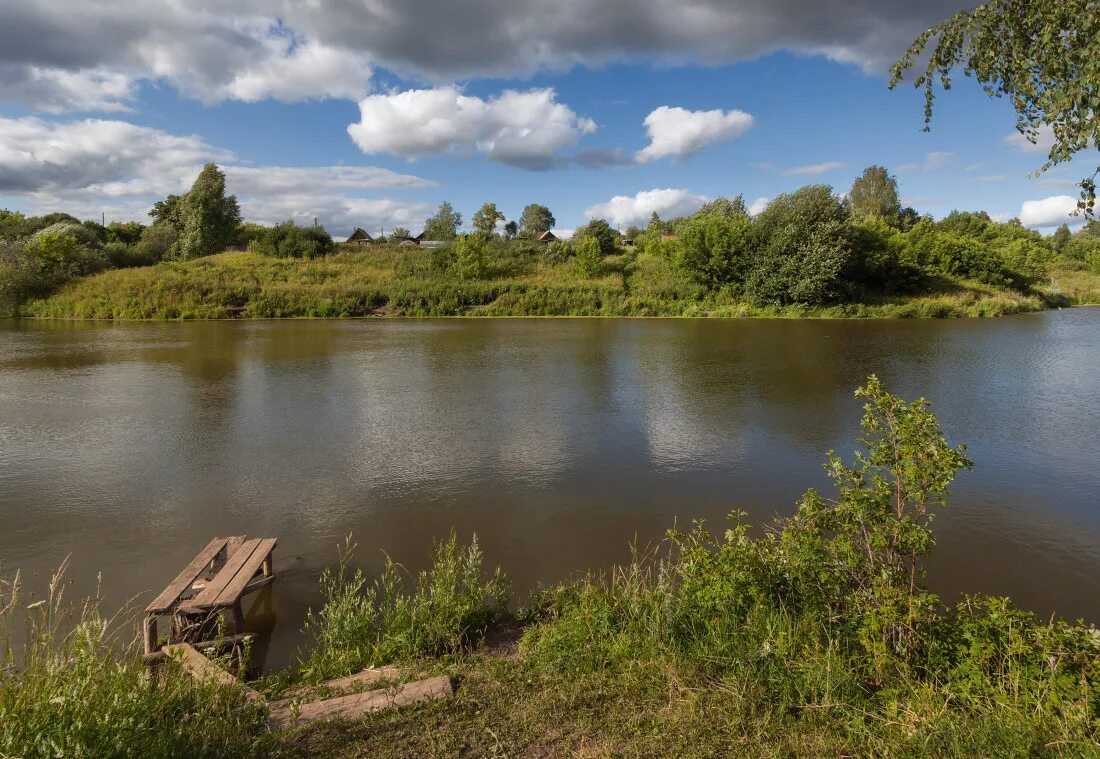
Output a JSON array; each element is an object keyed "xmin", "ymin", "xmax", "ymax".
[{"xmin": 21, "ymin": 247, "xmax": 1092, "ymax": 320}]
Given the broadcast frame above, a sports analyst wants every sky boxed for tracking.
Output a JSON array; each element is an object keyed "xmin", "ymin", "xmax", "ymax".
[{"xmin": 0, "ymin": 0, "xmax": 1092, "ymax": 238}]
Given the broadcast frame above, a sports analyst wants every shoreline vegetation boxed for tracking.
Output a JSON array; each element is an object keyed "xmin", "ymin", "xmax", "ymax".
[
  {"xmin": 4, "ymin": 165, "xmax": 1100, "ymax": 321},
  {"xmin": 3, "ymin": 378, "xmax": 1099, "ymax": 758}
]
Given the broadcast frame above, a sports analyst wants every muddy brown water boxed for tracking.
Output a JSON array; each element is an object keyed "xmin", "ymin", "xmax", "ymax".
[{"xmin": 2, "ymin": 312, "xmax": 1098, "ymax": 670}]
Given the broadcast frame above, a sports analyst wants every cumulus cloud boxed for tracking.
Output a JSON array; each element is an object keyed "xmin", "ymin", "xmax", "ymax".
[
  {"xmin": 635, "ymin": 106, "xmax": 754, "ymax": 162},
  {"xmin": 0, "ymin": 1, "xmax": 961, "ymax": 111},
  {"xmin": 0, "ymin": 115, "xmax": 432, "ymax": 233},
  {"xmin": 781, "ymin": 161, "xmax": 847, "ymax": 176},
  {"xmin": 0, "ymin": 8, "xmax": 374, "ymax": 111},
  {"xmin": 1019, "ymin": 195, "xmax": 1081, "ymax": 229},
  {"xmin": 1005, "ymin": 126, "xmax": 1057, "ymax": 154},
  {"xmin": 347, "ymin": 87, "xmax": 596, "ymax": 170},
  {"xmin": 748, "ymin": 197, "xmax": 770, "ymax": 216},
  {"xmin": 584, "ymin": 188, "xmax": 707, "ymax": 227}
]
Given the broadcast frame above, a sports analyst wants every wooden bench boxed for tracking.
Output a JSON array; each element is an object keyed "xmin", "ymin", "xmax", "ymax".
[{"xmin": 144, "ymin": 536, "xmax": 277, "ymax": 656}]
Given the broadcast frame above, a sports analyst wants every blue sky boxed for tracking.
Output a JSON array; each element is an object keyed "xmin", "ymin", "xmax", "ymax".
[{"xmin": 0, "ymin": 0, "xmax": 1090, "ymax": 237}]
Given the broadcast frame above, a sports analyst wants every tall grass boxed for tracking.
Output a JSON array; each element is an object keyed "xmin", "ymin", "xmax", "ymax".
[
  {"xmin": 299, "ymin": 532, "xmax": 510, "ymax": 682},
  {"xmin": 0, "ymin": 561, "xmax": 271, "ymax": 758}
]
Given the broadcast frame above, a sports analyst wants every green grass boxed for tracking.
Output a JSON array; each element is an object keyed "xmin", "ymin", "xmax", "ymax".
[{"xmin": 19, "ymin": 245, "xmax": 1093, "ymax": 320}]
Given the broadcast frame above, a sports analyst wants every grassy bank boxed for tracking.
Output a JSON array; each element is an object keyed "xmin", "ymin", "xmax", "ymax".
[
  {"xmin": 19, "ymin": 246, "xmax": 1095, "ymax": 320},
  {"xmin": 4, "ymin": 378, "xmax": 1099, "ymax": 758}
]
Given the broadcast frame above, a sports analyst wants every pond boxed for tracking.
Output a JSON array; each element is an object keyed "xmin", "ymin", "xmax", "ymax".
[{"xmin": 2, "ymin": 311, "xmax": 1098, "ymax": 669}]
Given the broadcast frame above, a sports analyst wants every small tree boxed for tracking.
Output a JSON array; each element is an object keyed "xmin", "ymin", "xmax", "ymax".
[
  {"xmin": 453, "ymin": 234, "xmax": 486, "ymax": 279},
  {"xmin": 676, "ymin": 213, "xmax": 753, "ymax": 289},
  {"xmin": 781, "ymin": 376, "xmax": 971, "ymax": 671},
  {"xmin": 423, "ymin": 202, "xmax": 462, "ymax": 241},
  {"xmin": 573, "ymin": 235, "xmax": 601, "ymax": 278},
  {"xmin": 502, "ymin": 221, "xmax": 518, "ymax": 241},
  {"xmin": 696, "ymin": 195, "xmax": 748, "ymax": 219},
  {"xmin": 572, "ymin": 218, "xmax": 619, "ymax": 254},
  {"xmin": 519, "ymin": 204, "xmax": 555, "ymax": 238},
  {"xmin": 472, "ymin": 203, "xmax": 505, "ymax": 238},
  {"xmin": 848, "ymin": 166, "xmax": 902, "ymax": 225},
  {"xmin": 255, "ymin": 221, "xmax": 335, "ymax": 258},
  {"xmin": 391, "ymin": 227, "xmax": 411, "ymax": 239},
  {"xmin": 169, "ymin": 164, "xmax": 241, "ymax": 260}
]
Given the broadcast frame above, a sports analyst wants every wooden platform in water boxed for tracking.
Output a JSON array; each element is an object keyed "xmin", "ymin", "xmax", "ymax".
[{"xmin": 143, "ymin": 535, "xmax": 276, "ymax": 657}]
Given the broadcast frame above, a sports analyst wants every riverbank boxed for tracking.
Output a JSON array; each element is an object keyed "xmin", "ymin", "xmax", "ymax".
[
  {"xmin": 17, "ymin": 248, "xmax": 1098, "ymax": 320},
  {"xmin": 3, "ymin": 378, "xmax": 1099, "ymax": 758}
]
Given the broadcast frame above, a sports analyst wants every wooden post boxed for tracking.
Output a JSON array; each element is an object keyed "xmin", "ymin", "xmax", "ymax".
[
  {"xmin": 143, "ymin": 615, "xmax": 158, "ymax": 657},
  {"xmin": 230, "ymin": 603, "xmax": 245, "ymax": 634},
  {"xmin": 261, "ymin": 551, "xmax": 273, "ymax": 579}
]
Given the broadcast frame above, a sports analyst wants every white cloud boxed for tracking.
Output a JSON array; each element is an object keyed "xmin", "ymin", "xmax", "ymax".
[
  {"xmin": 782, "ymin": 161, "xmax": 846, "ymax": 176},
  {"xmin": 1005, "ymin": 126, "xmax": 1056, "ymax": 154},
  {"xmin": 896, "ymin": 151, "xmax": 955, "ymax": 173},
  {"xmin": 1019, "ymin": 195, "xmax": 1081, "ymax": 229},
  {"xmin": 748, "ymin": 197, "xmax": 770, "ymax": 216},
  {"xmin": 347, "ymin": 87, "xmax": 596, "ymax": 170},
  {"xmin": 923, "ymin": 151, "xmax": 955, "ymax": 171},
  {"xmin": 0, "ymin": 115, "xmax": 433, "ymax": 233},
  {"xmin": 584, "ymin": 188, "xmax": 707, "ymax": 227},
  {"xmin": 0, "ymin": 1, "xmax": 963, "ymax": 112},
  {"xmin": 635, "ymin": 106, "xmax": 754, "ymax": 162}
]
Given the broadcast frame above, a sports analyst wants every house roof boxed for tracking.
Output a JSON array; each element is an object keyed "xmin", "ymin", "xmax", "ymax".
[
  {"xmin": 538, "ymin": 230, "xmax": 557, "ymax": 241},
  {"xmin": 347, "ymin": 227, "xmax": 373, "ymax": 241}
]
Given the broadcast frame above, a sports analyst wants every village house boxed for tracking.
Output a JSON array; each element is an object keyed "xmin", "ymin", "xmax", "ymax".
[
  {"xmin": 538, "ymin": 231, "xmax": 557, "ymax": 244},
  {"xmin": 346, "ymin": 227, "xmax": 374, "ymax": 245}
]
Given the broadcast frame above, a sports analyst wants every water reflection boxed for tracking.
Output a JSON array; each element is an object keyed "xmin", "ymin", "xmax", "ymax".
[{"xmin": 1, "ymin": 312, "xmax": 1099, "ymax": 669}]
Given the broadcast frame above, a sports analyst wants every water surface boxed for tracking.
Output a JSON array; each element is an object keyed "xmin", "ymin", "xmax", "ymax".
[{"xmin": 2, "ymin": 312, "xmax": 1098, "ymax": 669}]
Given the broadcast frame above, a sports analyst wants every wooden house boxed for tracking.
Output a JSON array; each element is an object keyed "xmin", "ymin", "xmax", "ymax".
[
  {"xmin": 538, "ymin": 231, "xmax": 557, "ymax": 244},
  {"xmin": 392, "ymin": 231, "xmax": 426, "ymax": 246},
  {"xmin": 347, "ymin": 227, "xmax": 374, "ymax": 245}
]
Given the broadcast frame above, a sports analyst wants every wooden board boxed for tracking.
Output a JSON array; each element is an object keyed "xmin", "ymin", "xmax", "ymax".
[
  {"xmin": 164, "ymin": 643, "xmax": 263, "ymax": 703},
  {"xmin": 183, "ymin": 538, "xmax": 262, "ymax": 611},
  {"xmin": 268, "ymin": 676, "xmax": 452, "ymax": 729},
  {"xmin": 145, "ymin": 537, "xmax": 229, "ymax": 614},
  {"xmin": 279, "ymin": 666, "xmax": 402, "ymax": 700},
  {"xmin": 212, "ymin": 538, "xmax": 276, "ymax": 607}
]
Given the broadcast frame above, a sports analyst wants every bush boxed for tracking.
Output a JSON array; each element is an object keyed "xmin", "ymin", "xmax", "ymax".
[
  {"xmin": 746, "ymin": 185, "xmax": 855, "ymax": 305},
  {"xmin": 255, "ymin": 221, "xmax": 335, "ymax": 259},
  {"xmin": 1, "ymin": 232, "xmax": 108, "ymax": 312},
  {"xmin": 675, "ymin": 212, "xmax": 752, "ymax": 289},
  {"xmin": 137, "ymin": 224, "xmax": 178, "ymax": 264},
  {"xmin": 31, "ymin": 221, "xmax": 102, "ymax": 250},
  {"xmin": 301, "ymin": 533, "xmax": 510, "ymax": 680},
  {"xmin": 102, "ymin": 241, "xmax": 158, "ymax": 269},
  {"xmin": 574, "ymin": 235, "xmax": 602, "ymax": 278},
  {"xmin": 573, "ymin": 218, "xmax": 620, "ymax": 255},
  {"xmin": 544, "ymin": 239, "xmax": 572, "ymax": 263},
  {"xmin": 453, "ymin": 234, "xmax": 486, "ymax": 280}
]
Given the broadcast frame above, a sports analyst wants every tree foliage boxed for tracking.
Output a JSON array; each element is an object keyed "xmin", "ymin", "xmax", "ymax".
[
  {"xmin": 255, "ymin": 221, "xmax": 335, "ymax": 259},
  {"xmin": 848, "ymin": 165, "xmax": 902, "ymax": 224},
  {"xmin": 519, "ymin": 204, "xmax": 555, "ymax": 238},
  {"xmin": 573, "ymin": 235, "xmax": 602, "ymax": 278},
  {"xmin": 423, "ymin": 202, "xmax": 462, "ymax": 241},
  {"xmin": 676, "ymin": 213, "xmax": 752, "ymax": 289},
  {"xmin": 472, "ymin": 203, "xmax": 505, "ymax": 238},
  {"xmin": 168, "ymin": 164, "xmax": 241, "ymax": 260},
  {"xmin": 572, "ymin": 218, "xmax": 619, "ymax": 254},
  {"xmin": 891, "ymin": 1, "xmax": 1100, "ymax": 214},
  {"xmin": 453, "ymin": 234, "xmax": 487, "ymax": 279}
]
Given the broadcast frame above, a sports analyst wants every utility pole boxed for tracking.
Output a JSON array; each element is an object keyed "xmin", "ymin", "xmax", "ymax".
[{"xmin": 102, "ymin": 211, "xmax": 105, "ymax": 226}]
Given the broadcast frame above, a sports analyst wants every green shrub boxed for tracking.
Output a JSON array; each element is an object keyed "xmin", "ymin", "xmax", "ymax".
[
  {"xmin": 453, "ymin": 234, "xmax": 486, "ymax": 280},
  {"xmin": 746, "ymin": 185, "xmax": 855, "ymax": 305},
  {"xmin": 544, "ymin": 239, "xmax": 572, "ymax": 263},
  {"xmin": 675, "ymin": 212, "xmax": 752, "ymax": 289},
  {"xmin": 573, "ymin": 218, "xmax": 620, "ymax": 254},
  {"xmin": 255, "ymin": 221, "xmax": 335, "ymax": 259},
  {"xmin": 573, "ymin": 235, "xmax": 602, "ymax": 278},
  {"xmin": 301, "ymin": 532, "xmax": 510, "ymax": 681}
]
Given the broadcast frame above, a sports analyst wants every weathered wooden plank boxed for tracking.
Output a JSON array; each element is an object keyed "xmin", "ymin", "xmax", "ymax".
[
  {"xmin": 164, "ymin": 643, "xmax": 263, "ymax": 703},
  {"xmin": 268, "ymin": 675, "xmax": 452, "ymax": 729},
  {"xmin": 279, "ymin": 666, "xmax": 402, "ymax": 700},
  {"xmin": 145, "ymin": 537, "xmax": 229, "ymax": 614},
  {"xmin": 184, "ymin": 538, "xmax": 262, "ymax": 610},
  {"xmin": 213, "ymin": 538, "xmax": 276, "ymax": 608}
]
